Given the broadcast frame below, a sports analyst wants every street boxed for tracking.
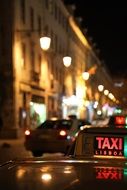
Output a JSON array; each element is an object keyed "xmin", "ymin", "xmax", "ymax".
[{"xmin": 0, "ymin": 136, "xmax": 64, "ymax": 164}]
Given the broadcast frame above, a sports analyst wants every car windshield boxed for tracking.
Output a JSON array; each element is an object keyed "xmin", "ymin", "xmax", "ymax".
[{"xmin": 38, "ymin": 119, "xmax": 73, "ymax": 129}]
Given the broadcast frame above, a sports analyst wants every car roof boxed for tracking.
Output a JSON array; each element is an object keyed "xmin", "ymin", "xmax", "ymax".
[{"xmin": 1, "ymin": 157, "xmax": 127, "ymax": 190}]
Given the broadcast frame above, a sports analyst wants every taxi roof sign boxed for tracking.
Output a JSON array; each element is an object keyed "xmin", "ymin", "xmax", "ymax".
[{"xmin": 109, "ymin": 115, "xmax": 127, "ymax": 126}]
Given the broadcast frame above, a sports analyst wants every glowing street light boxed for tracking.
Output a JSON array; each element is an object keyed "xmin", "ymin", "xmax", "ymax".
[
  {"xmin": 40, "ymin": 37, "xmax": 51, "ymax": 51},
  {"xmin": 63, "ymin": 56, "xmax": 72, "ymax": 67},
  {"xmin": 104, "ymin": 89, "xmax": 109, "ymax": 96},
  {"xmin": 82, "ymin": 72, "xmax": 90, "ymax": 80},
  {"xmin": 108, "ymin": 93, "xmax": 114, "ymax": 100},
  {"xmin": 98, "ymin": 84, "xmax": 104, "ymax": 92}
]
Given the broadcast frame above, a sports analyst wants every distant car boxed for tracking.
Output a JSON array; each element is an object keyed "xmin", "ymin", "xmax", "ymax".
[{"xmin": 24, "ymin": 118, "xmax": 90, "ymax": 157}]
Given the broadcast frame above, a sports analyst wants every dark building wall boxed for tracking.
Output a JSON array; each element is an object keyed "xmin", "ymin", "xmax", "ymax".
[{"xmin": 0, "ymin": 1, "xmax": 15, "ymax": 130}]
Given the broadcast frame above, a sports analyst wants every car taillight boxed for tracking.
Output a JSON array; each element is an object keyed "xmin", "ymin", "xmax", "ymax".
[
  {"xmin": 59, "ymin": 130, "xmax": 67, "ymax": 136},
  {"xmin": 25, "ymin": 129, "xmax": 31, "ymax": 136},
  {"xmin": 58, "ymin": 130, "xmax": 67, "ymax": 139}
]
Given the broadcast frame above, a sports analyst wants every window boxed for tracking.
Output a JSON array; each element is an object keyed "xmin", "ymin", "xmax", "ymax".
[
  {"xmin": 50, "ymin": 29, "xmax": 54, "ymax": 49},
  {"xmin": 21, "ymin": 42, "xmax": 26, "ymax": 68},
  {"xmin": 39, "ymin": 119, "xmax": 73, "ymax": 129},
  {"xmin": 44, "ymin": 0, "xmax": 48, "ymax": 9},
  {"xmin": 30, "ymin": 43, "xmax": 35, "ymax": 71},
  {"xmin": 55, "ymin": 34, "xmax": 58, "ymax": 53},
  {"xmin": 48, "ymin": 0, "xmax": 53, "ymax": 14},
  {"xmin": 58, "ymin": 8, "xmax": 61, "ymax": 24},
  {"xmin": 30, "ymin": 7, "xmax": 34, "ymax": 30},
  {"xmin": 54, "ymin": 3, "xmax": 58, "ymax": 20},
  {"xmin": 20, "ymin": 0, "xmax": 26, "ymax": 24},
  {"xmin": 37, "ymin": 15, "xmax": 41, "ymax": 35},
  {"xmin": 23, "ymin": 92, "xmax": 26, "ymax": 107},
  {"xmin": 38, "ymin": 54, "xmax": 41, "ymax": 74}
]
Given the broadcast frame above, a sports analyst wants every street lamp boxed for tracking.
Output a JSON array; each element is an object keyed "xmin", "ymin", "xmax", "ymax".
[
  {"xmin": 63, "ymin": 56, "xmax": 72, "ymax": 67},
  {"xmin": 104, "ymin": 89, "xmax": 109, "ymax": 96},
  {"xmin": 16, "ymin": 29, "xmax": 51, "ymax": 51},
  {"xmin": 82, "ymin": 72, "xmax": 89, "ymax": 80},
  {"xmin": 40, "ymin": 36, "xmax": 51, "ymax": 51},
  {"xmin": 98, "ymin": 84, "xmax": 104, "ymax": 92}
]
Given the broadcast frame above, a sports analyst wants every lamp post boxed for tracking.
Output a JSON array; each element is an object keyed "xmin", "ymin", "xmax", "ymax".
[{"xmin": 98, "ymin": 84, "xmax": 104, "ymax": 116}]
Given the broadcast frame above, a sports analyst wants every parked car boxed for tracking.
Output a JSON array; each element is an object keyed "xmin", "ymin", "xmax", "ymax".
[{"xmin": 24, "ymin": 118, "xmax": 90, "ymax": 157}]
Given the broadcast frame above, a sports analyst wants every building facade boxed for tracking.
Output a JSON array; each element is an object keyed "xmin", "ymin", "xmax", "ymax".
[{"xmin": 0, "ymin": 0, "xmax": 117, "ymax": 138}]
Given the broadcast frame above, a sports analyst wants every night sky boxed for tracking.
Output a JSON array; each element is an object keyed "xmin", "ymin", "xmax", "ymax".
[{"xmin": 64, "ymin": 1, "xmax": 127, "ymax": 76}]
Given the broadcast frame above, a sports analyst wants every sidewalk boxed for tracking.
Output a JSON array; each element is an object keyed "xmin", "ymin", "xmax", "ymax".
[
  {"xmin": 0, "ymin": 137, "xmax": 64, "ymax": 164},
  {"xmin": 0, "ymin": 136, "xmax": 32, "ymax": 164},
  {"xmin": 0, "ymin": 136, "xmax": 24, "ymax": 145}
]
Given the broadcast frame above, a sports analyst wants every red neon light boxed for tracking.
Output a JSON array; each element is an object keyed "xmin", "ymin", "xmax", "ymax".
[
  {"xmin": 96, "ymin": 137, "xmax": 123, "ymax": 150},
  {"xmin": 115, "ymin": 116, "xmax": 125, "ymax": 125},
  {"xmin": 94, "ymin": 137, "xmax": 124, "ymax": 156}
]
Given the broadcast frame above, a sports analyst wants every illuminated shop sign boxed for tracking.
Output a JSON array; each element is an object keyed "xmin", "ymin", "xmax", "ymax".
[
  {"xmin": 94, "ymin": 136, "xmax": 124, "ymax": 157},
  {"xmin": 95, "ymin": 167, "xmax": 123, "ymax": 180}
]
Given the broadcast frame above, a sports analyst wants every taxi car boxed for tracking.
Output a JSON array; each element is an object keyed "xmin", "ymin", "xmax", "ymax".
[
  {"xmin": 67, "ymin": 115, "xmax": 127, "ymax": 157},
  {"xmin": 24, "ymin": 118, "xmax": 90, "ymax": 157},
  {"xmin": 68, "ymin": 126, "xmax": 127, "ymax": 159}
]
